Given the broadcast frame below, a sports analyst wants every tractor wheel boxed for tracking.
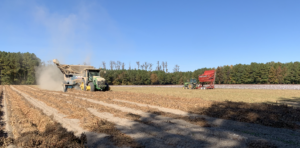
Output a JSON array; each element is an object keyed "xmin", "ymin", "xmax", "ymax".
[
  {"xmin": 188, "ymin": 84, "xmax": 193, "ymax": 89},
  {"xmin": 88, "ymin": 82, "xmax": 95, "ymax": 91},
  {"xmin": 105, "ymin": 83, "xmax": 110, "ymax": 91}
]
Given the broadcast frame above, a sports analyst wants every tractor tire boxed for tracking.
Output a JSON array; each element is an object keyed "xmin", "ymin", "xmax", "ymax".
[
  {"xmin": 188, "ymin": 84, "xmax": 194, "ymax": 89},
  {"xmin": 89, "ymin": 82, "xmax": 95, "ymax": 91},
  {"xmin": 105, "ymin": 83, "xmax": 110, "ymax": 91}
]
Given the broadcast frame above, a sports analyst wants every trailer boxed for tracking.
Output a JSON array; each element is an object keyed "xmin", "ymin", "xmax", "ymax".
[{"xmin": 198, "ymin": 70, "xmax": 216, "ymax": 89}]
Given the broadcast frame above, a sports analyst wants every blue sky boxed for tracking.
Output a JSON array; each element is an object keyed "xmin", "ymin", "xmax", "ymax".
[{"xmin": 1, "ymin": 0, "xmax": 300, "ymax": 72}]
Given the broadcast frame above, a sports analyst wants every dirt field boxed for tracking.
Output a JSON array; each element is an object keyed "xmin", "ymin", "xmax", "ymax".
[
  {"xmin": 1, "ymin": 85, "xmax": 300, "ymax": 147},
  {"xmin": 111, "ymin": 87, "xmax": 300, "ymax": 105}
]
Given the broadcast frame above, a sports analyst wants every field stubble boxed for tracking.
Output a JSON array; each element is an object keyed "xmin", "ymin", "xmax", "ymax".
[
  {"xmin": 4, "ymin": 86, "xmax": 86, "ymax": 147},
  {"xmin": 26, "ymin": 85, "xmax": 300, "ymax": 147},
  {"xmin": 111, "ymin": 87, "xmax": 300, "ymax": 104},
  {"xmin": 14, "ymin": 86, "xmax": 141, "ymax": 148},
  {"xmin": 108, "ymin": 87, "xmax": 300, "ymax": 130}
]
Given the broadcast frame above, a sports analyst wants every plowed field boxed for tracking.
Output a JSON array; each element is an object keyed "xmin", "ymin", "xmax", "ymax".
[{"xmin": 1, "ymin": 85, "xmax": 300, "ymax": 148}]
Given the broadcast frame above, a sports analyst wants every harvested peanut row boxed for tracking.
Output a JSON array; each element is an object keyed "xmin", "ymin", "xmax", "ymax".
[
  {"xmin": 14, "ymin": 86, "xmax": 142, "ymax": 148},
  {"xmin": 5, "ymin": 86, "xmax": 85, "ymax": 147}
]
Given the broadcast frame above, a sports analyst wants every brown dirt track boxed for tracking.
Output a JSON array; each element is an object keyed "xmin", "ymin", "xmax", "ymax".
[{"xmin": 1, "ymin": 85, "xmax": 300, "ymax": 148}]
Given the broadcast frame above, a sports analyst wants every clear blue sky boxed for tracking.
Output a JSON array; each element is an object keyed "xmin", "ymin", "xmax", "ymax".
[{"xmin": 1, "ymin": 0, "xmax": 300, "ymax": 72}]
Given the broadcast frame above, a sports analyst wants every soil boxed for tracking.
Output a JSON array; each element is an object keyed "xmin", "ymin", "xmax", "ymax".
[
  {"xmin": 5, "ymin": 86, "xmax": 300, "ymax": 148},
  {"xmin": 21, "ymin": 86, "xmax": 300, "ymax": 147}
]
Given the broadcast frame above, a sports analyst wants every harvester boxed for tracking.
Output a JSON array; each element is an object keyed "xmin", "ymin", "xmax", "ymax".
[
  {"xmin": 198, "ymin": 70, "xmax": 216, "ymax": 89},
  {"xmin": 182, "ymin": 70, "xmax": 216, "ymax": 90},
  {"xmin": 53, "ymin": 59, "xmax": 110, "ymax": 92}
]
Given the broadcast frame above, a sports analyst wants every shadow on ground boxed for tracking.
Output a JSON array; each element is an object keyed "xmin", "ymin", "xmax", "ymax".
[
  {"xmin": 186, "ymin": 100, "xmax": 300, "ymax": 147},
  {"xmin": 120, "ymin": 111, "xmax": 283, "ymax": 148},
  {"xmin": 0, "ymin": 91, "xmax": 12, "ymax": 147},
  {"xmin": 276, "ymin": 97, "xmax": 300, "ymax": 109},
  {"xmin": 190, "ymin": 100, "xmax": 300, "ymax": 130}
]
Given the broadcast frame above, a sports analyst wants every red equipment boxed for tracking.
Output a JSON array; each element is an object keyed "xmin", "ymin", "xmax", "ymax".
[{"xmin": 198, "ymin": 70, "xmax": 216, "ymax": 89}]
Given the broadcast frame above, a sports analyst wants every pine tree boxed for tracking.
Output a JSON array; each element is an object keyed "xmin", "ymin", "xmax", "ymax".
[
  {"xmin": 276, "ymin": 66, "xmax": 283, "ymax": 84},
  {"xmin": 216, "ymin": 66, "xmax": 224, "ymax": 84},
  {"xmin": 268, "ymin": 67, "xmax": 277, "ymax": 84}
]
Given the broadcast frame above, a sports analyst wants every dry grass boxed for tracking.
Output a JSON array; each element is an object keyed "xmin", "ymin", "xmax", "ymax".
[
  {"xmin": 30, "ymin": 85, "xmax": 300, "ymax": 129},
  {"xmin": 63, "ymin": 88, "xmax": 300, "ymax": 130},
  {"xmin": 111, "ymin": 87, "xmax": 300, "ymax": 103},
  {"xmin": 5, "ymin": 86, "xmax": 85, "ymax": 147},
  {"xmin": 16, "ymin": 86, "xmax": 142, "ymax": 148},
  {"xmin": 65, "ymin": 89, "xmax": 210, "ymax": 127}
]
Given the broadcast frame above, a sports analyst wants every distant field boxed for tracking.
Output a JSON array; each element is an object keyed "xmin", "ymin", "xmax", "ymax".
[{"xmin": 111, "ymin": 86, "xmax": 300, "ymax": 104}]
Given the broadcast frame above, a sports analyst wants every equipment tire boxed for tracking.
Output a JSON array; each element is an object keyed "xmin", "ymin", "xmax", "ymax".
[
  {"xmin": 89, "ymin": 82, "xmax": 95, "ymax": 91},
  {"xmin": 188, "ymin": 83, "xmax": 193, "ymax": 89},
  {"xmin": 105, "ymin": 83, "xmax": 110, "ymax": 91}
]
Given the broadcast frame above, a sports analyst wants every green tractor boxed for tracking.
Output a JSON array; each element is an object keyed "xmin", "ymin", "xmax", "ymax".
[
  {"xmin": 80, "ymin": 68, "xmax": 110, "ymax": 91},
  {"xmin": 183, "ymin": 78, "xmax": 198, "ymax": 89}
]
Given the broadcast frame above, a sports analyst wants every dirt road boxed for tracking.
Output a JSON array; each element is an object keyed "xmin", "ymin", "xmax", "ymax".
[{"xmin": 1, "ymin": 85, "xmax": 300, "ymax": 147}]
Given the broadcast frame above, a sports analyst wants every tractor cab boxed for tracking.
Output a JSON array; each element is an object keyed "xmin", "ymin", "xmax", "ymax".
[
  {"xmin": 183, "ymin": 78, "xmax": 197, "ymax": 89},
  {"xmin": 80, "ymin": 68, "xmax": 109, "ymax": 91},
  {"xmin": 190, "ymin": 78, "xmax": 197, "ymax": 84},
  {"xmin": 86, "ymin": 70, "xmax": 100, "ymax": 81}
]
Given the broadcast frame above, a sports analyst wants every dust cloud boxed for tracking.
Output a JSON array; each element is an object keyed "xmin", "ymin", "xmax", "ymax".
[{"xmin": 35, "ymin": 64, "xmax": 63, "ymax": 91}]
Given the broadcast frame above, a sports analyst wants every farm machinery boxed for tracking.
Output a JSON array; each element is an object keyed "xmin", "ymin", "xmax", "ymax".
[
  {"xmin": 183, "ymin": 78, "xmax": 198, "ymax": 89},
  {"xmin": 183, "ymin": 70, "xmax": 216, "ymax": 89},
  {"xmin": 53, "ymin": 59, "xmax": 110, "ymax": 92}
]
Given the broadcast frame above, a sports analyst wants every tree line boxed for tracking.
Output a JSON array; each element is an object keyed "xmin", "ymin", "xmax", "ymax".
[
  {"xmin": 102, "ymin": 61, "xmax": 300, "ymax": 85},
  {"xmin": 0, "ymin": 51, "xmax": 41, "ymax": 85},
  {"xmin": 1, "ymin": 51, "xmax": 300, "ymax": 85},
  {"xmin": 215, "ymin": 62, "xmax": 300, "ymax": 84}
]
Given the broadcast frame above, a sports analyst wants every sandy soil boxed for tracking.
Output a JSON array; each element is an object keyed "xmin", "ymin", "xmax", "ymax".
[
  {"xmin": 22, "ymin": 85, "xmax": 300, "ymax": 147},
  {"xmin": 10, "ymin": 86, "xmax": 116, "ymax": 148}
]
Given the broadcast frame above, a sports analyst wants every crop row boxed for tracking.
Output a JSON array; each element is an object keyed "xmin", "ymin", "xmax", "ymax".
[{"xmin": 4, "ymin": 86, "xmax": 85, "ymax": 147}]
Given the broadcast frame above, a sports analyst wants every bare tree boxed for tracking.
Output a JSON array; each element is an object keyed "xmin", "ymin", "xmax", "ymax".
[
  {"xmin": 149, "ymin": 63, "xmax": 153, "ymax": 71},
  {"xmin": 129, "ymin": 62, "xmax": 131, "ymax": 70},
  {"xmin": 165, "ymin": 62, "xmax": 168, "ymax": 73},
  {"xmin": 122, "ymin": 62, "xmax": 125, "ymax": 70},
  {"xmin": 156, "ymin": 61, "xmax": 160, "ymax": 71},
  {"xmin": 144, "ymin": 62, "xmax": 148, "ymax": 71},
  {"xmin": 83, "ymin": 62, "xmax": 87, "ymax": 65},
  {"xmin": 117, "ymin": 61, "xmax": 121, "ymax": 70},
  {"xmin": 102, "ymin": 61, "xmax": 106, "ymax": 69},
  {"xmin": 141, "ymin": 64, "xmax": 144, "ymax": 70},
  {"xmin": 136, "ymin": 61, "xmax": 140, "ymax": 69},
  {"xmin": 173, "ymin": 64, "xmax": 180, "ymax": 72},
  {"xmin": 162, "ymin": 61, "xmax": 165, "ymax": 72},
  {"xmin": 110, "ymin": 61, "xmax": 114, "ymax": 70}
]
